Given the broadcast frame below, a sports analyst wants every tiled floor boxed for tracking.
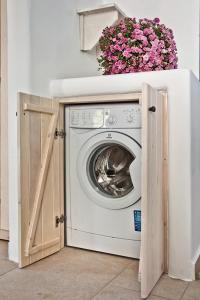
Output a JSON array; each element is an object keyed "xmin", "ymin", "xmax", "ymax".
[{"xmin": 0, "ymin": 241, "xmax": 199, "ymax": 300}]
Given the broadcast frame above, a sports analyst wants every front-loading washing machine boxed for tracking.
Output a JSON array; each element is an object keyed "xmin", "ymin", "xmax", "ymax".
[{"xmin": 65, "ymin": 103, "xmax": 142, "ymax": 258}]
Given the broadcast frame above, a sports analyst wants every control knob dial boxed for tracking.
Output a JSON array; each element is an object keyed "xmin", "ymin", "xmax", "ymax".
[
  {"xmin": 107, "ymin": 115, "xmax": 116, "ymax": 125},
  {"xmin": 127, "ymin": 114, "xmax": 134, "ymax": 123}
]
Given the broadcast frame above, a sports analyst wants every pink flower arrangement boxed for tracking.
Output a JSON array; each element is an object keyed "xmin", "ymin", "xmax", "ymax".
[{"xmin": 98, "ymin": 17, "xmax": 178, "ymax": 75}]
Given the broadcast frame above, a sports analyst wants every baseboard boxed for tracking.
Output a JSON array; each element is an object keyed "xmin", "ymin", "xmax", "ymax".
[
  {"xmin": 0, "ymin": 229, "xmax": 9, "ymax": 240},
  {"xmin": 192, "ymin": 244, "xmax": 200, "ymax": 279},
  {"xmin": 195, "ymin": 254, "xmax": 200, "ymax": 279},
  {"xmin": 67, "ymin": 228, "xmax": 141, "ymax": 259}
]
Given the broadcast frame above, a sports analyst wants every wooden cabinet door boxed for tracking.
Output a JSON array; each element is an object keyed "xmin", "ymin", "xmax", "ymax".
[
  {"xmin": 18, "ymin": 93, "xmax": 64, "ymax": 267},
  {"xmin": 140, "ymin": 84, "xmax": 165, "ymax": 298}
]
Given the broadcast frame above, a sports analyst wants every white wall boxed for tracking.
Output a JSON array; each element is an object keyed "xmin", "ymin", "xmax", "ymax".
[
  {"xmin": 7, "ymin": 0, "xmax": 102, "ymax": 263},
  {"xmin": 7, "ymin": 0, "xmax": 31, "ymax": 262},
  {"xmin": 103, "ymin": 0, "xmax": 200, "ymax": 79},
  {"xmin": 30, "ymin": 0, "xmax": 101, "ymax": 97}
]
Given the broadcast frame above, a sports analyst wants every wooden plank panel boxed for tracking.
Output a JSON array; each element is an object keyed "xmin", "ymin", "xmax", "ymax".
[
  {"xmin": 24, "ymin": 110, "xmax": 58, "ymax": 255},
  {"xmin": 58, "ymin": 103, "xmax": 65, "ymax": 249},
  {"xmin": 140, "ymin": 84, "xmax": 164, "ymax": 298},
  {"xmin": 19, "ymin": 93, "xmax": 64, "ymax": 267},
  {"xmin": 40, "ymin": 99, "xmax": 52, "ymax": 259},
  {"xmin": 24, "ymin": 103, "xmax": 55, "ymax": 115},
  {"xmin": 29, "ymin": 95, "xmax": 42, "ymax": 263},
  {"xmin": 41, "ymin": 99, "xmax": 59, "ymax": 258},
  {"xmin": 29, "ymin": 237, "xmax": 60, "ymax": 255},
  {"xmin": 58, "ymin": 92, "xmax": 142, "ymax": 104},
  {"xmin": 162, "ymin": 92, "xmax": 169, "ymax": 273},
  {"xmin": 19, "ymin": 93, "xmax": 31, "ymax": 267}
]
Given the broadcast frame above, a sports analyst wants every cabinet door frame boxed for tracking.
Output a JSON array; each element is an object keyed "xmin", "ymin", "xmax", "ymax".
[{"xmin": 18, "ymin": 89, "xmax": 168, "ymax": 298}]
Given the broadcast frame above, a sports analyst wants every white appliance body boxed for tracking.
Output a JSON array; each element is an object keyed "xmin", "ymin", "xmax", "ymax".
[{"xmin": 65, "ymin": 103, "xmax": 142, "ymax": 258}]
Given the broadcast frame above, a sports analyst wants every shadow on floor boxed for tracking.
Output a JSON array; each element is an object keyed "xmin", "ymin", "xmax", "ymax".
[{"xmin": 0, "ymin": 240, "xmax": 17, "ymax": 277}]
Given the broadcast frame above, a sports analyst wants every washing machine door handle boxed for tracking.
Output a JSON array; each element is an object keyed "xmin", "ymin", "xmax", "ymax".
[{"xmin": 129, "ymin": 159, "xmax": 141, "ymax": 191}]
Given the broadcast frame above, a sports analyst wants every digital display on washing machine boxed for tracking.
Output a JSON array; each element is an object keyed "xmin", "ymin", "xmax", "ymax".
[{"xmin": 87, "ymin": 143, "xmax": 135, "ymax": 198}]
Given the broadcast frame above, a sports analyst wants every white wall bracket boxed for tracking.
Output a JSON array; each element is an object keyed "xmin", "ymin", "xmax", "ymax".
[{"xmin": 77, "ymin": 3, "xmax": 127, "ymax": 51}]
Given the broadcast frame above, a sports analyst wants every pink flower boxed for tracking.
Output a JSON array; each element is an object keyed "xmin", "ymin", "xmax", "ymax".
[
  {"xmin": 169, "ymin": 53, "xmax": 176, "ymax": 63},
  {"xmin": 153, "ymin": 18, "xmax": 160, "ymax": 23},
  {"xmin": 110, "ymin": 45, "xmax": 115, "ymax": 52},
  {"xmin": 147, "ymin": 62, "xmax": 153, "ymax": 68},
  {"xmin": 151, "ymin": 39, "xmax": 159, "ymax": 49},
  {"xmin": 121, "ymin": 43, "xmax": 127, "ymax": 50},
  {"xmin": 98, "ymin": 17, "xmax": 178, "ymax": 74},
  {"xmin": 131, "ymin": 47, "xmax": 143, "ymax": 54},
  {"xmin": 114, "ymin": 44, "xmax": 122, "ymax": 51},
  {"xmin": 143, "ymin": 28, "xmax": 153, "ymax": 36},
  {"xmin": 155, "ymin": 57, "xmax": 162, "ymax": 65},
  {"xmin": 109, "ymin": 27, "xmax": 114, "ymax": 34},
  {"xmin": 123, "ymin": 50, "xmax": 132, "ymax": 58},
  {"xmin": 120, "ymin": 24, "xmax": 126, "ymax": 31},
  {"xmin": 143, "ymin": 53, "xmax": 150, "ymax": 62},
  {"xmin": 114, "ymin": 60, "xmax": 126, "ymax": 70},
  {"xmin": 142, "ymin": 40, "xmax": 148, "ymax": 47},
  {"xmin": 149, "ymin": 34, "xmax": 156, "ymax": 41},
  {"xmin": 155, "ymin": 66, "xmax": 163, "ymax": 70},
  {"xmin": 139, "ymin": 35, "xmax": 148, "ymax": 43},
  {"xmin": 135, "ymin": 34, "xmax": 146, "ymax": 42},
  {"xmin": 134, "ymin": 29, "xmax": 144, "ymax": 35},
  {"xmin": 133, "ymin": 23, "xmax": 141, "ymax": 29},
  {"xmin": 111, "ymin": 55, "xmax": 118, "ymax": 61},
  {"xmin": 117, "ymin": 33, "xmax": 123, "ymax": 39},
  {"xmin": 143, "ymin": 47, "xmax": 151, "ymax": 52}
]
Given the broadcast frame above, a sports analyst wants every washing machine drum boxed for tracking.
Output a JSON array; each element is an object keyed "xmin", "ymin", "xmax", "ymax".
[
  {"xmin": 89, "ymin": 144, "xmax": 134, "ymax": 198},
  {"xmin": 78, "ymin": 132, "xmax": 141, "ymax": 210}
]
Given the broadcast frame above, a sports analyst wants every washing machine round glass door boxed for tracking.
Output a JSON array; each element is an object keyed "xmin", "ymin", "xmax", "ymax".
[
  {"xmin": 77, "ymin": 131, "xmax": 141, "ymax": 210},
  {"xmin": 88, "ymin": 143, "xmax": 134, "ymax": 198}
]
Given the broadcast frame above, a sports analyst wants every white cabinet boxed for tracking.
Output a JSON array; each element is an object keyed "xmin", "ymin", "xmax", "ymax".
[
  {"xmin": 18, "ymin": 84, "xmax": 167, "ymax": 298},
  {"xmin": 50, "ymin": 70, "xmax": 200, "ymax": 281}
]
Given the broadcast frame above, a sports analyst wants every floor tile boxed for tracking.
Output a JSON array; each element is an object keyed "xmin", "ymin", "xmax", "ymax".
[
  {"xmin": 0, "ymin": 259, "xmax": 17, "ymax": 276},
  {"xmin": 28, "ymin": 247, "xmax": 133, "ymax": 276},
  {"xmin": 148, "ymin": 296, "xmax": 169, "ymax": 300},
  {"xmin": 0, "ymin": 268, "xmax": 95, "ymax": 300},
  {"xmin": 152, "ymin": 276, "xmax": 188, "ymax": 300},
  {"xmin": 0, "ymin": 244, "xmax": 198, "ymax": 300},
  {"xmin": 111, "ymin": 261, "xmax": 141, "ymax": 291},
  {"xmin": 182, "ymin": 280, "xmax": 200, "ymax": 300},
  {"xmin": 0, "ymin": 248, "xmax": 134, "ymax": 300},
  {"xmin": 93, "ymin": 285, "xmax": 141, "ymax": 300},
  {"xmin": 0, "ymin": 240, "xmax": 17, "ymax": 276}
]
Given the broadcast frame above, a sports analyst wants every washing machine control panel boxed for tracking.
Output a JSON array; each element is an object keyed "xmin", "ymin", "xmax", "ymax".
[
  {"xmin": 70, "ymin": 104, "xmax": 141, "ymax": 128},
  {"xmin": 70, "ymin": 109, "xmax": 104, "ymax": 128}
]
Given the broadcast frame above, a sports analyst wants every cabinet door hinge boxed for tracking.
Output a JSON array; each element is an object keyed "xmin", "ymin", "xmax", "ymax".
[
  {"xmin": 55, "ymin": 214, "xmax": 65, "ymax": 227},
  {"xmin": 55, "ymin": 128, "xmax": 66, "ymax": 139}
]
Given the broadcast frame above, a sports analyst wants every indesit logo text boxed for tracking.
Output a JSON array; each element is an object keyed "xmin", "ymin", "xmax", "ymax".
[{"xmin": 106, "ymin": 133, "xmax": 112, "ymax": 139}]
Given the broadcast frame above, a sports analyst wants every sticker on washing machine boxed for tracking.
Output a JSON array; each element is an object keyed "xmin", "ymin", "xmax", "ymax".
[{"xmin": 133, "ymin": 210, "xmax": 141, "ymax": 232}]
